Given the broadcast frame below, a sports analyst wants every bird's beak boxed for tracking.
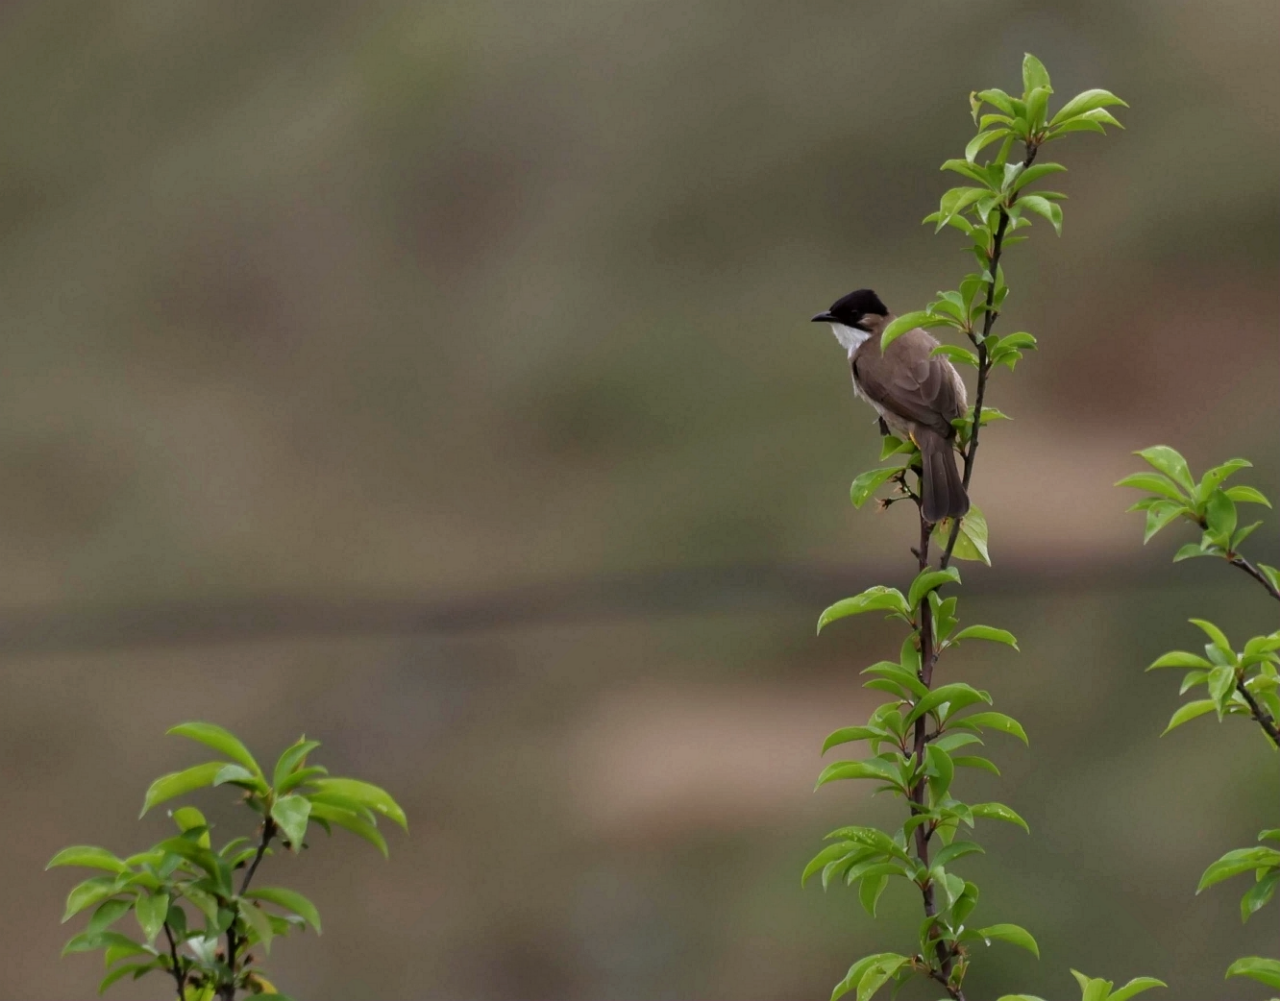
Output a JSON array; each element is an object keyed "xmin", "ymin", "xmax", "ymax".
[{"xmin": 811, "ymin": 311, "xmax": 836, "ymax": 324}]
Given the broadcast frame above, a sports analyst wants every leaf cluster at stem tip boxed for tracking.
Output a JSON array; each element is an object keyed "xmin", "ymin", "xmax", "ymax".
[{"xmin": 47, "ymin": 722, "xmax": 408, "ymax": 1000}]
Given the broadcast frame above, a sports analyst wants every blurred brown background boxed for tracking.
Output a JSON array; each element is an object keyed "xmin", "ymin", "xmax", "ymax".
[{"xmin": 2, "ymin": 1, "xmax": 1277, "ymax": 999}]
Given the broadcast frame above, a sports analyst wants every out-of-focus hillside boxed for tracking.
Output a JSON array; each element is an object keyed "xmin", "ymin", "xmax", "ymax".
[{"xmin": 0, "ymin": 2, "xmax": 1276, "ymax": 998}]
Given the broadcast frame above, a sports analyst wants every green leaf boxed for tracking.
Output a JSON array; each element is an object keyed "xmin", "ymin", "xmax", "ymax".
[
  {"xmin": 822, "ymin": 726, "xmax": 889, "ymax": 754},
  {"xmin": 1108, "ymin": 977, "xmax": 1167, "ymax": 1001},
  {"xmin": 167, "ymin": 722, "xmax": 263, "ymax": 779},
  {"xmin": 880, "ymin": 434, "xmax": 914, "ymax": 460},
  {"xmin": 881, "ymin": 311, "xmax": 948, "ymax": 350},
  {"xmin": 1240, "ymin": 870, "xmax": 1279, "ymax": 921},
  {"xmin": 1134, "ymin": 446, "xmax": 1195, "ymax": 493},
  {"xmin": 47, "ymin": 846, "xmax": 128, "ymax": 874},
  {"xmin": 856, "ymin": 954, "xmax": 910, "ymax": 1001},
  {"xmin": 270, "ymin": 795, "xmax": 312, "ymax": 851},
  {"xmin": 1225, "ymin": 957, "xmax": 1280, "ymax": 990},
  {"xmin": 140, "ymin": 762, "xmax": 226, "ymax": 817},
  {"xmin": 1021, "ymin": 53, "xmax": 1051, "ymax": 94},
  {"xmin": 907, "ymin": 683, "xmax": 992, "ymax": 725},
  {"xmin": 273, "ymin": 738, "xmax": 323, "ymax": 792},
  {"xmin": 306, "ymin": 778, "xmax": 408, "ymax": 831},
  {"xmin": 931, "ymin": 344, "xmax": 980, "ymax": 367},
  {"xmin": 1189, "ymin": 618, "xmax": 1232, "ymax": 654},
  {"xmin": 850, "ymin": 467, "xmax": 902, "ymax": 509},
  {"xmin": 908, "ymin": 567, "xmax": 961, "ymax": 609},
  {"xmin": 976, "ymin": 922, "xmax": 1039, "ymax": 958},
  {"xmin": 134, "ymin": 892, "xmax": 168, "ymax": 945},
  {"xmin": 1224, "ymin": 485, "xmax": 1271, "ymax": 507},
  {"xmin": 954, "ymin": 755, "xmax": 1001, "ymax": 775},
  {"xmin": 1142, "ymin": 501, "xmax": 1187, "ymax": 543},
  {"xmin": 61, "ymin": 930, "xmax": 143, "ymax": 957},
  {"xmin": 817, "ymin": 587, "xmax": 910, "ymax": 633},
  {"xmin": 1196, "ymin": 458, "xmax": 1251, "ymax": 500},
  {"xmin": 98, "ymin": 963, "xmax": 153, "ymax": 995},
  {"xmin": 1197, "ymin": 847, "xmax": 1280, "ymax": 892},
  {"xmin": 245, "ymin": 887, "xmax": 322, "ymax": 933},
  {"xmin": 62, "ymin": 875, "xmax": 126, "ymax": 922},
  {"xmin": 1049, "ymin": 88, "xmax": 1128, "ymax": 126},
  {"xmin": 933, "ymin": 840, "xmax": 984, "ymax": 869},
  {"xmin": 308, "ymin": 802, "xmax": 390, "ymax": 857},
  {"xmin": 1012, "ymin": 163, "xmax": 1066, "ymax": 192},
  {"xmin": 87, "ymin": 897, "xmax": 134, "ymax": 936},
  {"xmin": 951, "ymin": 625, "xmax": 1019, "ymax": 650},
  {"xmin": 1172, "ymin": 541, "xmax": 1218, "ymax": 562},
  {"xmin": 959, "ymin": 711, "xmax": 1029, "ymax": 745},
  {"xmin": 858, "ymin": 873, "xmax": 889, "ymax": 917},
  {"xmin": 802, "ymin": 843, "xmax": 858, "ymax": 887},
  {"xmin": 831, "ymin": 953, "xmax": 906, "ymax": 1001},
  {"xmin": 1148, "ymin": 651, "xmax": 1214, "ymax": 670},
  {"xmin": 238, "ymin": 899, "xmax": 274, "ymax": 953},
  {"xmin": 212, "ymin": 763, "xmax": 261, "ymax": 790},
  {"xmin": 925, "ymin": 744, "xmax": 954, "ymax": 799},
  {"xmin": 1115, "ymin": 473, "xmax": 1187, "ymax": 504},
  {"xmin": 975, "ymin": 88, "xmax": 1017, "ymax": 116},
  {"xmin": 1204, "ymin": 489, "xmax": 1237, "ymax": 543},
  {"xmin": 963, "ymin": 131, "xmax": 1010, "ymax": 164},
  {"xmin": 936, "ymin": 505, "xmax": 991, "ymax": 565},
  {"xmin": 971, "ymin": 802, "xmax": 1029, "ymax": 833},
  {"xmin": 1161, "ymin": 699, "xmax": 1216, "ymax": 735},
  {"xmin": 815, "ymin": 758, "xmax": 901, "ymax": 790}
]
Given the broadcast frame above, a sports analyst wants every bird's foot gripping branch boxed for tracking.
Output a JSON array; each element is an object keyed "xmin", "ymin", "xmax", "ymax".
[
  {"xmin": 805, "ymin": 56, "xmax": 1160, "ymax": 1001},
  {"xmin": 47, "ymin": 723, "xmax": 407, "ymax": 1001}
]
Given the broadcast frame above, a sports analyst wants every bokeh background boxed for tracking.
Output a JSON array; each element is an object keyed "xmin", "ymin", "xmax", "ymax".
[{"xmin": 2, "ymin": 1, "xmax": 1277, "ymax": 998}]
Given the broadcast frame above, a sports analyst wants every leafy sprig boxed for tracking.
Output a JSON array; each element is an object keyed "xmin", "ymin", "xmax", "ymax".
[
  {"xmin": 809, "ymin": 55, "xmax": 1135, "ymax": 1001},
  {"xmin": 48, "ymin": 723, "xmax": 407, "ymax": 1001}
]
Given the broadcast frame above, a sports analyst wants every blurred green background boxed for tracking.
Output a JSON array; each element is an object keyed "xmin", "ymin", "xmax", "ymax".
[{"xmin": 2, "ymin": 1, "xmax": 1277, "ymax": 998}]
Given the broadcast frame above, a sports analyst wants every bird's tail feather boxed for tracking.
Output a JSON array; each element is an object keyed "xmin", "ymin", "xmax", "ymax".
[{"xmin": 918, "ymin": 430, "xmax": 969, "ymax": 525}]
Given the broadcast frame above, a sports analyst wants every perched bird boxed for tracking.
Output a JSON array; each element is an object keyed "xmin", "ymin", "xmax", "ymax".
[{"xmin": 811, "ymin": 289, "xmax": 970, "ymax": 524}]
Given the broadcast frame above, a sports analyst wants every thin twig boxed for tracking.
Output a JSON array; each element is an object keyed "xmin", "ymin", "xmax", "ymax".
[
  {"xmin": 163, "ymin": 921, "xmax": 187, "ymax": 1001},
  {"xmin": 941, "ymin": 142, "xmax": 1039, "ymax": 571},
  {"xmin": 1236, "ymin": 678, "xmax": 1280, "ymax": 746},
  {"xmin": 239, "ymin": 818, "xmax": 276, "ymax": 896},
  {"xmin": 1228, "ymin": 554, "xmax": 1280, "ymax": 602},
  {"xmin": 217, "ymin": 818, "xmax": 276, "ymax": 1001}
]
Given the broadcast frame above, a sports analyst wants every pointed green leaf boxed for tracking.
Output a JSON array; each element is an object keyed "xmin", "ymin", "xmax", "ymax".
[
  {"xmin": 815, "ymin": 758, "xmax": 901, "ymax": 790},
  {"xmin": 1134, "ymin": 447, "xmax": 1195, "ymax": 492},
  {"xmin": 908, "ymin": 567, "xmax": 961, "ymax": 610},
  {"xmin": 1189, "ymin": 619, "xmax": 1232, "ymax": 654},
  {"xmin": 1161, "ymin": 699, "xmax": 1216, "ymax": 735},
  {"xmin": 1240, "ymin": 870, "xmax": 1279, "ymax": 921},
  {"xmin": 822, "ymin": 726, "xmax": 889, "ymax": 754},
  {"xmin": 87, "ymin": 897, "xmax": 134, "ymax": 936},
  {"xmin": 1108, "ymin": 977, "xmax": 1167, "ymax": 1001},
  {"xmin": 166, "ymin": 723, "xmax": 262, "ymax": 779},
  {"xmin": 237, "ymin": 899, "xmax": 274, "ymax": 953},
  {"xmin": 306, "ymin": 778, "xmax": 408, "ymax": 831},
  {"xmin": 1225, "ymin": 957, "xmax": 1280, "ymax": 990},
  {"xmin": 951, "ymin": 625, "xmax": 1019, "ymax": 650},
  {"xmin": 140, "ymin": 762, "xmax": 225, "ymax": 817},
  {"xmin": 1148, "ymin": 651, "xmax": 1213, "ymax": 670},
  {"xmin": 134, "ymin": 892, "xmax": 168, "ymax": 945},
  {"xmin": 47, "ymin": 846, "xmax": 128, "ymax": 874},
  {"xmin": 858, "ymin": 873, "xmax": 889, "ymax": 917},
  {"xmin": 270, "ymin": 795, "xmax": 312, "ymax": 852},
  {"xmin": 308, "ymin": 802, "xmax": 389, "ymax": 857},
  {"xmin": 907, "ymin": 683, "xmax": 992, "ymax": 725},
  {"xmin": 1224, "ymin": 485, "xmax": 1271, "ymax": 507},
  {"xmin": 1196, "ymin": 847, "xmax": 1280, "ymax": 892},
  {"xmin": 976, "ymin": 922, "xmax": 1039, "ymax": 958},
  {"xmin": 817, "ymin": 587, "xmax": 910, "ymax": 633},
  {"xmin": 958, "ymin": 711, "xmax": 1028, "ymax": 744},
  {"xmin": 971, "ymin": 802, "xmax": 1029, "ymax": 833},
  {"xmin": 850, "ymin": 467, "xmax": 902, "ymax": 508},
  {"xmin": 1115, "ymin": 473, "xmax": 1187, "ymax": 503},
  {"xmin": 245, "ymin": 887, "xmax": 322, "ymax": 933},
  {"xmin": 881, "ymin": 311, "xmax": 948, "ymax": 350},
  {"xmin": 62, "ymin": 876, "xmax": 126, "ymax": 923},
  {"xmin": 1049, "ymin": 88, "xmax": 1128, "ymax": 126}
]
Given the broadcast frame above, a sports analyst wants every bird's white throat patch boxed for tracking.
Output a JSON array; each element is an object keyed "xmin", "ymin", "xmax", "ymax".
[{"xmin": 828, "ymin": 321, "xmax": 871, "ymax": 355}]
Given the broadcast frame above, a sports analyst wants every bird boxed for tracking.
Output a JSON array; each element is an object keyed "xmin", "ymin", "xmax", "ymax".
[{"xmin": 811, "ymin": 289, "xmax": 970, "ymax": 524}]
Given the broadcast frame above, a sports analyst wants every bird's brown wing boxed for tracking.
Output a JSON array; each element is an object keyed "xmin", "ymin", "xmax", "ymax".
[{"xmin": 852, "ymin": 328, "xmax": 965, "ymax": 437}]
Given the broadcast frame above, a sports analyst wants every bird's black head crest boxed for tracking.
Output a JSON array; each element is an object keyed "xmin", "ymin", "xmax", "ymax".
[{"xmin": 827, "ymin": 289, "xmax": 887, "ymax": 322}]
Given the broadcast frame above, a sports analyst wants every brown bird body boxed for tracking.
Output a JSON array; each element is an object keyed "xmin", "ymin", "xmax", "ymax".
[{"xmin": 812, "ymin": 289, "xmax": 970, "ymax": 524}]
